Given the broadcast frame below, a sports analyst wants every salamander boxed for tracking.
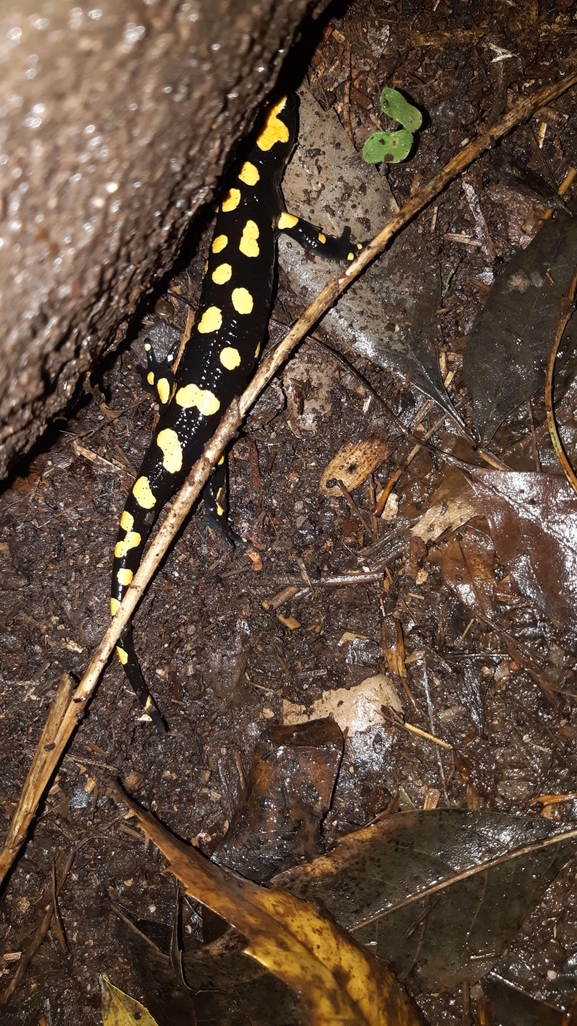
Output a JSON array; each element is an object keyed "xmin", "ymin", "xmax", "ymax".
[{"xmin": 111, "ymin": 94, "xmax": 363, "ymax": 730}]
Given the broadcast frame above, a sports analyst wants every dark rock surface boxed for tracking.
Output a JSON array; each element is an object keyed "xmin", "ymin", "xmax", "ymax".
[{"xmin": 0, "ymin": 0, "xmax": 325, "ymax": 478}]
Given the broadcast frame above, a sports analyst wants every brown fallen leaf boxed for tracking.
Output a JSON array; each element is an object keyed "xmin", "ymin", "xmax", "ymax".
[
  {"xmin": 468, "ymin": 469, "xmax": 577, "ymax": 629},
  {"xmin": 114, "ymin": 785, "xmax": 427, "ymax": 1026},
  {"xmin": 320, "ymin": 438, "xmax": 389, "ymax": 496}
]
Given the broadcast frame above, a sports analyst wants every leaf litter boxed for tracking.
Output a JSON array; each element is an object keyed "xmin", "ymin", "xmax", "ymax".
[{"xmin": 3, "ymin": 5, "xmax": 577, "ymax": 1026}]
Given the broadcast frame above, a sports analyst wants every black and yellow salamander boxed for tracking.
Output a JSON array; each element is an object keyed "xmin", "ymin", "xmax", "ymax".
[{"xmin": 111, "ymin": 94, "xmax": 363, "ymax": 730}]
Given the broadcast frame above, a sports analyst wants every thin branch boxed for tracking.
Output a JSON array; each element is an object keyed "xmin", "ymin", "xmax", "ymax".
[{"xmin": 545, "ymin": 265, "xmax": 577, "ymax": 494}]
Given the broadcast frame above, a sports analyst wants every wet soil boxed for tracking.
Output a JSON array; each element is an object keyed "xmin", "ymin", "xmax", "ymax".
[{"xmin": 2, "ymin": 1, "xmax": 577, "ymax": 1023}]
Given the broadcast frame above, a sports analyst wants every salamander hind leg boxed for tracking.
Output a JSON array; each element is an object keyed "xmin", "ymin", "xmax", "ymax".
[{"xmin": 203, "ymin": 456, "xmax": 243, "ymax": 548}]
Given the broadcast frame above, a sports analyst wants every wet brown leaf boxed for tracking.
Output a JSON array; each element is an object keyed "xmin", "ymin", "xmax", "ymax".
[
  {"xmin": 482, "ymin": 973, "xmax": 565, "ymax": 1026},
  {"xmin": 116, "ymin": 787, "xmax": 426, "ymax": 1026},
  {"xmin": 468, "ymin": 469, "xmax": 577, "ymax": 628},
  {"xmin": 274, "ymin": 810, "xmax": 577, "ymax": 994},
  {"xmin": 427, "ymin": 522, "xmax": 497, "ymax": 616},
  {"xmin": 463, "ymin": 210, "xmax": 577, "ymax": 442},
  {"xmin": 214, "ymin": 719, "xmax": 343, "ymax": 883}
]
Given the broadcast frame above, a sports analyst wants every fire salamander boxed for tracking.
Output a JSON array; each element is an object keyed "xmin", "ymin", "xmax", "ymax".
[{"xmin": 111, "ymin": 94, "xmax": 363, "ymax": 730}]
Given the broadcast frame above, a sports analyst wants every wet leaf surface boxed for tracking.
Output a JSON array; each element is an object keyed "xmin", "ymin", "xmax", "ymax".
[
  {"xmin": 482, "ymin": 974, "xmax": 565, "ymax": 1026},
  {"xmin": 463, "ymin": 212, "xmax": 577, "ymax": 442},
  {"xmin": 213, "ymin": 718, "xmax": 343, "ymax": 883},
  {"xmin": 467, "ymin": 469, "xmax": 577, "ymax": 630},
  {"xmin": 275, "ymin": 810, "xmax": 577, "ymax": 993}
]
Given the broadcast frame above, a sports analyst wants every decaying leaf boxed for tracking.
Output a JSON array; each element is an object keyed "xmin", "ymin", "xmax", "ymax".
[
  {"xmin": 320, "ymin": 438, "xmax": 389, "ymax": 496},
  {"xmin": 283, "ymin": 674, "xmax": 402, "ymax": 732},
  {"xmin": 274, "ymin": 810, "xmax": 577, "ymax": 994},
  {"xmin": 482, "ymin": 973, "xmax": 565, "ymax": 1026},
  {"xmin": 468, "ymin": 469, "xmax": 577, "ymax": 629},
  {"xmin": 410, "ymin": 467, "xmax": 483, "ymax": 543},
  {"xmin": 427, "ymin": 522, "xmax": 497, "ymax": 617},
  {"xmin": 214, "ymin": 718, "xmax": 343, "ymax": 883},
  {"xmin": 100, "ymin": 975, "xmax": 160, "ymax": 1026},
  {"xmin": 463, "ymin": 210, "xmax": 577, "ymax": 442},
  {"xmin": 115, "ymin": 786, "xmax": 426, "ymax": 1026}
]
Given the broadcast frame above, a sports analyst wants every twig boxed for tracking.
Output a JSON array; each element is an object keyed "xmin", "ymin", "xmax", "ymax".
[
  {"xmin": 545, "ymin": 265, "xmax": 577, "ymax": 494},
  {"xmin": 2, "ymin": 60, "xmax": 577, "ymax": 887},
  {"xmin": 0, "ymin": 674, "xmax": 72, "ymax": 884}
]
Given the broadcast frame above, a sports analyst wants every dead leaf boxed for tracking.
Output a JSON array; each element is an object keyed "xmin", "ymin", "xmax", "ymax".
[
  {"xmin": 482, "ymin": 973, "xmax": 565, "ymax": 1026},
  {"xmin": 410, "ymin": 468, "xmax": 483, "ymax": 543},
  {"xmin": 320, "ymin": 438, "xmax": 389, "ymax": 496},
  {"xmin": 214, "ymin": 719, "xmax": 343, "ymax": 882},
  {"xmin": 427, "ymin": 522, "xmax": 497, "ymax": 617},
  {"xmin": 463, "ymin": 210, "xmax": 577, "ymax": 442},
  {"xmin": 283, "ymin": 675, "xmax": 402, "ymax": 732},
  {"xmin": 100, "ymin": 975, "xmax": 160, "ymax": 1026},
  {"xmin": 468, "ymin": 469, "xmax": 577, "ymax": 628},
  {"xmin": 274, "ymin": 809, "xmax": 577, "ymax": 994},
  {"xmin": 114, "ymin": 786, "xmax": 426, "ymax": 1026}
]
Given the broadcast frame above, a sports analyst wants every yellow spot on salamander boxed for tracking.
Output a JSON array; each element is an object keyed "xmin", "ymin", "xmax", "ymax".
[
  {"xmin": 175, "ymin": 383, "xmax": 221, "ymax": 417},
  {"xmin": 212, "ymin": 234, "xmax": 228, "ymax": 253},
  {"xmin": 157, "ymin": 428, "xmax": 183, "ymax": 474},
  {"xmin": 216, "ymin": 502, "xmax": 225, "ymax": 517},
  {"xmin": 232, "ymin": 287, "xmax": 253, "ymax": 315},
  {"xmin": 256, "ymin": 97, "xmax": 290, "ymax": 151},
  {"xmin": 120, "ymin": 510, "xmax": 134, "ymax": 532},
  {"xmin": 147, "ymin": 371, "xmax": 155, "ymax": 386},
  {"xmin": 239, "ymin": 220, "xmax": 260, "ymax": 258},
  {"xmin": 278, "ymin": 212, "xmax": 298, "ymax": 230},
  {"xmin": 114, "ymin": 531, "xmax": 142, "ymax": 559},
  {"xmin": 212, "ymin": 263, "xmax": 232, "ymax": 285},
  {"xmin": 197, "ymin": 306, "xmax": 223, "ymax": 333},
  {"xmin": 220, "ymin": 346, "xmax": 241, "ymax": 370},
  {"xmin": 347, "ymin": 252, "xmax": 354, "ymax": 261},
  {"xmin": 117, "ymin": 568, "xmax": 134, "ymax": 587},
  {"xmin": 133, "ymin": 476, "xmax": 156, "ymax": 509},
  {"xmin": 221, "ymin": 187, "xmax": 241, "ymax": 212},
  {"xmin": 116, "ymin": 645, "xmax": 128, "ymax": 665},
  {"xmin": 238, "ymin": 161, "xmax": 260, "ymax": 186},
  {"xmin": 255, "ymin": 341, "xmax": 261, "ymax": 358},
  {"xmin": 110, "ymin": 597, "xmax": 120, "ymax": 616},
  {"xmin": 218, "ymin": 455, "xmax": 225, "ymax": 465},
  {"xmin": 157, "ymin": 377, "xmax": 170, "ymax": 404},
  {"xmin": 318, "ymin": 233, "xmax": 326, "ymax": 244}
]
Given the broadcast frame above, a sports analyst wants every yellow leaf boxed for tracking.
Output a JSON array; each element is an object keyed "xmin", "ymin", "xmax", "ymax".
[
  {"xmin": 100, "ymin": 975, "xmax": 160, "ymax": 1026},
  {"xmin": 114, "ymin": 785, "xmax": 426, "ymax": 1026}
]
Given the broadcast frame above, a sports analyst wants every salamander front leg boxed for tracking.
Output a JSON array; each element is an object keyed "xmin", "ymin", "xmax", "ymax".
[
  {"xmin": 277, "ymin": 212, "xmax": 364, "ymax": 262},
  {"xmin": 138, "ymin": 338, "xmax": 176, "ymax": 406}
]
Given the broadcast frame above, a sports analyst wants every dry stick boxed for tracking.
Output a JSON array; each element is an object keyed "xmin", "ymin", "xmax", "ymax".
[
  {"xmin": 2, "ymin": 61, "xmax": 577, "ymax": 889},
  {"xmin": 545, "ymin": 265, "xmax": 577, "ymax": 495},
  {"xmin": 0, "ymin": 674, "xmax": 72, "ymax": 884}
]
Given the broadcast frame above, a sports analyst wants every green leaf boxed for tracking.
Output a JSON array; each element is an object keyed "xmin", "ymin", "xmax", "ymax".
[
  {"xmin": 379, "ymin": 88, "xmax": 423, "ymax": 131},
  {"xmin": 362, "ymin": 130, "xmax": 414, "ymax": 165}
]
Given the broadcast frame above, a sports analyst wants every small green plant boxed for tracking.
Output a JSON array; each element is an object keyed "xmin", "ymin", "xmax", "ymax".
[{"xmin": 362, "ymin": 87, "xmax": 423, "ymax": 165}]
